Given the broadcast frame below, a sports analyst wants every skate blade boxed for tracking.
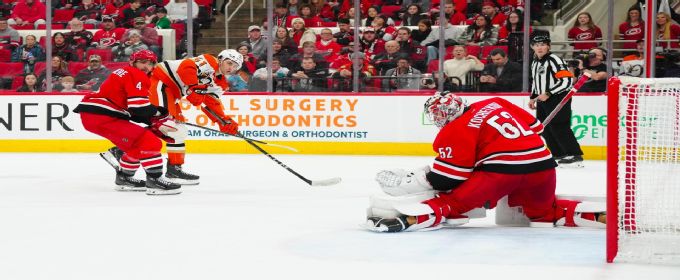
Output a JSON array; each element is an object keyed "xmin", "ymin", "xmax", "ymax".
[
  {"xmin": 100, "ymin": 151, "xmax": 121, "ymax": 171},
  {"xmin": 163, "ymin": 176, "xmax": 200, "ymax": 185},
  {"xmin": 146, "ymin": 188, "xmax": 182, "ymax": 195},
  {"xmin": 114, "ymin": 185, "xmax": 146, "ymax": 192},
  {"xmin": 558, "ymin": 163, "xmax": 585, "ymax": 169}
]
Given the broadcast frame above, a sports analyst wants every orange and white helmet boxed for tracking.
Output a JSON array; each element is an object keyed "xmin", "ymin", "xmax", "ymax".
[
  {"xmin": 217, "ymin": 49, "xmax": 243, "ymax": 71},
  {"xmin": 424, "ymin": 91, "xmax": 466, "ymax": 128}
]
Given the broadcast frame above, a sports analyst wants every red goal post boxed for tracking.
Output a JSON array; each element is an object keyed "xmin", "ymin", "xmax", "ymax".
[{"xmin": 607, "ymin": 76, "xmax": 680, "ymax": 264}]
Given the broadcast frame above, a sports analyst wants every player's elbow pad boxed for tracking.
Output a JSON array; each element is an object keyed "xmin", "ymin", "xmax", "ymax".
[{"xmin": 426, "ymin": 171, "xmax": 463, "ymax": 192}]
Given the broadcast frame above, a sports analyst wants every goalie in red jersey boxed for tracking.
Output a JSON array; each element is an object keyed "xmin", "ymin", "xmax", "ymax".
[
  {"xmin": 365, "ymin": 91, "xmax": 605, "ymax": 232},
  {"xmin": 73, "ymin": 50, "xmax": 182, "ymax": 195}
]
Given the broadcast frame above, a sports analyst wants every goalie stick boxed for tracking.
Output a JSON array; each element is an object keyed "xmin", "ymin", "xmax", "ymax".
[
  {"xmin": 184, "ymin": 122, "xmax": 299, "ymax": 153},
  {"xmin": 201, "ymin": 106, "xmax": 341, "ymax": 187},
  {"xmin": 542, "ymin": 72, "xmax": 592, "ymax": 126}
]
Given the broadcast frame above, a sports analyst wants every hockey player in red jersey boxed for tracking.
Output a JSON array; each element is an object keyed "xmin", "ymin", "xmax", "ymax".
[
  {"xmin": 73, "ymin": 50, "xmax": 182, "ymax": 195},
  {"xmin": 365, "ymin": 92, "xmax": 605, "ymax": 232}
]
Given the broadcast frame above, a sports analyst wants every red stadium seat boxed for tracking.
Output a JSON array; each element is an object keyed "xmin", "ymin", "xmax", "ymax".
[
  {"xmin": 480, "ymin": 45, "xmax": 509, "ymax": 60},
  {"xmin": 11, "ymin": 75, "xmax": 25, "ymax": 90},
  {"xmin": 33, "ymin": 62, "xmax": 46, "ymax": 75},
  {"xmin": 38, "ymin": 36, "xmax": 46, "ymax": 48},
  {"xmin": 0, "ymin": 49, "xmax": 11, "ymax": 62},
  {"xmin": 427, "ymin": 59, "xmax": 440, "ymax": 73},
  {"xmin": 319, "ymin": 21, "xmax": 338, "ymax": 27},
  {"xmin": 86, "ymin": 49, "xmax": 113, "ymax": 62},
  {"xmin": 82, "ymin": 24, "xmax": 96, "ymax": 29},
  {"xmin": 10, "ymin": 24, "xmax": 34, "ymax": 30},
  {"xmin": 171, "ymin": 23, "xmax": 186, "ymax": 42},
  {"xmin": 381, "ymin": 5, "xmax": 401, "ymax": 18},
  {"xmin": 466, "ymin": 45, "xmax": 481, "ymax": 58},
  {"xmin": 68, "ymin": 62, "xmax": 89, "ymax": 74},
  {"xmin": 194, "ymin": 0, "xmax": 212, "ymax": 6},
  {"xmin": 53, "ymin": 9, "xmax": 76, "ymax": 24},
  {"xmin": 37, "ymin": 24, "xmax": 65, "ymax": 30},
  {"xmin": 0, "ymin": 62, "xmax": 23, "ymax": 77}
]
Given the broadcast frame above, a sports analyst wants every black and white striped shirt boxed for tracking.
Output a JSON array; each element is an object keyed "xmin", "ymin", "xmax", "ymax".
[{"xmin": 530, "ymin": 52, "xmax": 574, "ymax": 99}]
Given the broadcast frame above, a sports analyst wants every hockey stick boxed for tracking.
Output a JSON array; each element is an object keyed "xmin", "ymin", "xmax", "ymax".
[
  {"xmin": 542, "ymin": 72, "xmax": 591, "ymax": 126},
  {"xmin": 201, "ymin": 106, "xmax": 341, "ymax": 186},
  {"xmin": 184, "ymin": 122, "xmax": 299, "ymax": 153}
]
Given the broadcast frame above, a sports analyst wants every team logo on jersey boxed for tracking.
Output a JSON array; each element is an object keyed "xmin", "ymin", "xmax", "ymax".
[
  {"xmin": 538, "ymin": 65, "xmax": 546, "ymax": 75},
  {"xmin": 576, "ymin": 33, "xmax": 594, "ymax": 40},
  {"xmin": 625, "ymin": 28, "xmax": 642, "ymax": 36}
]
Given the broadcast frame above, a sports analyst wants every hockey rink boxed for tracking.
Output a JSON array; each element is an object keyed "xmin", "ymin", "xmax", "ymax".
[{"xmin": 0, "ymin": 153, "xmax": 679, "ymax": 280}]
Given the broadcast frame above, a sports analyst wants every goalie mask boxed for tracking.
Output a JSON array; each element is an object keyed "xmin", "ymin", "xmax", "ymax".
[{"xmin": 424, "ymin": 91, "xmax": 466, "ymax": 128}]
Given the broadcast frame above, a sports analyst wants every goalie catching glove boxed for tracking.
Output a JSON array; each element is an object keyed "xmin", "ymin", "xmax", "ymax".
[{"xmin": 376, "ymin": 165, "xmax": 433, "ymax": 196}]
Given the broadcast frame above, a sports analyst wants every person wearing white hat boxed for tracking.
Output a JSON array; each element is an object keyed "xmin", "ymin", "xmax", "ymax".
[{"xmin": 240, "ymin": 25, "xmax": 268, "ymax": 58}]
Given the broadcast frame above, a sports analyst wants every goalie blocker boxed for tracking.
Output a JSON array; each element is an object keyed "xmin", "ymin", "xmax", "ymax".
[{"xmin": 365, "ymin": 92, "xmax": 605, "ymax": 232}]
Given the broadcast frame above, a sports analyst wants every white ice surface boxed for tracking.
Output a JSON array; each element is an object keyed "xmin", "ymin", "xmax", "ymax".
[{"xmin": 0, "ymin": 153, "xmax": 679, "ymax": 280}]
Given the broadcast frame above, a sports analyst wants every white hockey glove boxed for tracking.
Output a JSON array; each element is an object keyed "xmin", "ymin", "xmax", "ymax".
[{"xmin": 375, "ymin": 166, "xmax": 433, "ymax": 196}]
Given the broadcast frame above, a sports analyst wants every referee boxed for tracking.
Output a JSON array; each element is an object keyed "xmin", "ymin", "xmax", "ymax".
[{"xmin": 529, "ymin": 31, "xmax": 584, "ymax": 167}]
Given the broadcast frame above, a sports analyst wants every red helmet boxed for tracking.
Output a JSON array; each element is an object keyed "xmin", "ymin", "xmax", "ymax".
[{"xmin": 130, "ymin": 50, "xmax": 157, "ymax": 63}]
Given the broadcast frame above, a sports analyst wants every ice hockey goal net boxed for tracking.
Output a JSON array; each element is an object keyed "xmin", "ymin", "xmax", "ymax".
[{"xmin": 607, "ymin": 76, "xmax": 680, "ymax": 264}]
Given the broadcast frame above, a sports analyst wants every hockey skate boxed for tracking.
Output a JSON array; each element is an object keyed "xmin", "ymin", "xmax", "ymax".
[
  {"xmin": 100, "ymin": 146, "xmax": 123, "ymax": 171},
  {"xmin": 165, "ymin": 163, "xmax": 200, "ymax": 185},
  {"xmin": 114, "ymin": 171, "xmax": 146, "ymax": 192},
  {"xmin": 146, "ymin": 175, "xmax": 182, "ymax": 195},
  {"xmin": 557, "ymin": 155, "xmax": 584, "ymax": 168}
]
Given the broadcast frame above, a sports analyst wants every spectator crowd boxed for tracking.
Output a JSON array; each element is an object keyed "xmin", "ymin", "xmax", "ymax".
[{"xmin": 0, "ymin": 0, "xmax": 679, "ymax": 92}]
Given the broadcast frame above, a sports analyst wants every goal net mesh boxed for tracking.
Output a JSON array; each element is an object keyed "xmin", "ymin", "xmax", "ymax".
[{"xmin": 615, "ymin": 76, "xmax": 680, "ymax": 264}]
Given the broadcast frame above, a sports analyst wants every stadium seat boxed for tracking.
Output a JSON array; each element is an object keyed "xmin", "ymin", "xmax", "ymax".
[
  {"xmin": 194, "ymin": 0, "xmax": 212, "ymax": 6},
  {"xmin": 38, "ymin": 36, "xmax": 46, "ymax": 48},
  {"xmin": 0, "ymin": 49, "xmax": 11, "ymax": 62},
  {"xmin": 466, "ymin": 45, "xmax": 482, "ymax": 58},
  {"xmin": 381, "ymin": 5, "xmax": 401, "ymax": 18},
  {"xmin": 427, "ymin": 59, "xmax": 440, "ymax": 73},
  {"xmin": 10, "ymin": 24, "xmax": 34, "ymax": 30},
  {"xmin": 37, "ymin": 24, "xmax": 65, "ymax": 30},
  {"xmin": 33, "ymin": 62, "xmax": 46, "ymax": 75},
  {"xmin": 68, "ymin": 62, "xmax": 89, "ymax": 75},
  {"xmin": 319, "ymin": 21, "xmax": 338, "ymax": 27},
  {"xmin": 53, "ymin": 9, "xmax": 76, "ymax": 24},
  {"xmin": 82, "ymin": 24, "xmax": 96, "ymax": 29},
  {"xmin": 86, "ymin": 49, "xmax": 113, "ymax": 62},
  {"xmin": 0, "ymin": 62, "xmax": 23, "ymax": 77},
  {"xmin": 171, "ymin": 23, "xmax": 186, "ymax": 43},
  {"xmin": 11, "ymin": 75, "xmax": 24, "ymax": 90},
  {"xmin": 481, "ymin": 45, "xmax": 509, "ymax": 60}
]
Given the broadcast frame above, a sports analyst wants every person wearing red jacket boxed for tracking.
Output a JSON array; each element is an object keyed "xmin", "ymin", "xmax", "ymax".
[
  {"xmin": 315, "ymin": 28, "xmax": 342, "ymax": 64},
  {"xmin": 309, "ymin": 0, "xmax": 334, "ymax": 22},
  {"xmin": 90, "ymin": 16, "xmax": 127, "ymax": 50},
  {"xmin": 103, "ymin": 0, "xmax": 130, "ymax": 21},
  {"xmin": 73, "ymin": 50, "xmax": 182, "ymax": 195},
  {"xmin": 7, "ymin": 0, "xmax": 46, "ymax": 29},
  {"xmin": 481, "ymin": 1, "xmax": 507, "ymax": 26}
]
